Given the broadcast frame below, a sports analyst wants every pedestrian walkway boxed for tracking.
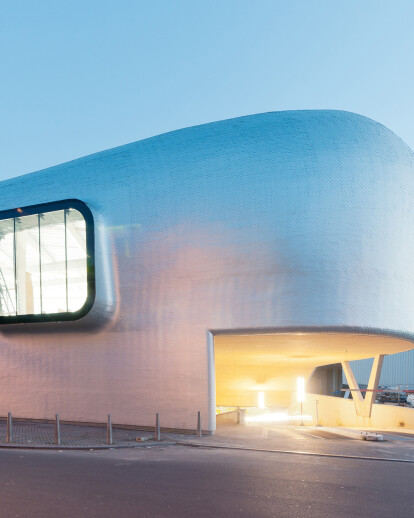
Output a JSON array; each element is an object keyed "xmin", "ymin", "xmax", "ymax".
[
  {"xmin": 3, "ymin": 418, "xmax": 414, "ymax": 463},
  {"xmin": 179, "ymin": 421, "xmax": 414, "ymax": 463},
  {"xmin": 0, "ymin": 419, "xmax": 160, "ymax": 448}
]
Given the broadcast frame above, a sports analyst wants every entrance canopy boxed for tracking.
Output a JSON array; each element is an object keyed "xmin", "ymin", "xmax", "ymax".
[{"xmin": 214, "ymin": 332, "xmax": 414, "ymax": 408}]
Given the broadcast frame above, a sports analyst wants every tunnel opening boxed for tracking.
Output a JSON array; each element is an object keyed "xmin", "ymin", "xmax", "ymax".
[
  {"xmin": 214, "ymin": 333, "xmax": 317, "ymax": 428},
  {"xmin": 211, "ymin": 330, "xmax": 414, "ymax": 430}
]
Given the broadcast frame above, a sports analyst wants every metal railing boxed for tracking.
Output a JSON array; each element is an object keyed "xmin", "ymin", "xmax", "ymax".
[{"xmin": 0, "ymin": 411, "xmax": 204, "ymax": 447}]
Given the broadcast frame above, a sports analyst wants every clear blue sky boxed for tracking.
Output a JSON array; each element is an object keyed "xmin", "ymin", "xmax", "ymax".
[{"xmin": 1, "ymin": 0, "xmax": 414, "ymax": 180}]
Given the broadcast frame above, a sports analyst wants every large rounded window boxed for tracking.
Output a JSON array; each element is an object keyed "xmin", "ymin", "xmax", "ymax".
[{"xmin": 0, "ymin": 199, "xmax": 94, "ymax": 323}]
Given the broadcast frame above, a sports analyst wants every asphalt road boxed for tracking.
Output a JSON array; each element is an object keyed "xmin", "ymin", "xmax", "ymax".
[{"xmin": 0, "ymin": 444, "xmax": 412, "ymax": 518}]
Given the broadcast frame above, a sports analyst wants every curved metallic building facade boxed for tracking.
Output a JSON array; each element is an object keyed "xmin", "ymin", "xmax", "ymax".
[{"xmin": 0, "ymin": 110, "xmax": 413, "ymax": 431}]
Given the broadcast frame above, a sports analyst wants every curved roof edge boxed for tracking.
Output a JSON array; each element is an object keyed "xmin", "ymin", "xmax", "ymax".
[{"xmin": 3, "ymin": 109, "xmax": 412, "ymax": 185}]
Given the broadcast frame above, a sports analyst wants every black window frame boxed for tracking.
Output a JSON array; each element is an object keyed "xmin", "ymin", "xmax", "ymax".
[{"xmin": 0, "ymin": 199, "xmax": 95, "ymax": 324}]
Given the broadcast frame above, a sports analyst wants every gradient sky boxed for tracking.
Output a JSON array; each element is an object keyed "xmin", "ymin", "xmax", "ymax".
[{"xmin": 1, "ymin": 0, "xmax": 414, "ymax": 180}]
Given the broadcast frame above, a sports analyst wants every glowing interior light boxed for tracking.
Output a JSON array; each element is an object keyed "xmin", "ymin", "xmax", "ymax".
[
  {"xmin": 245, "ymin": 412, "xmax": 313, "ymax": 424},
  {"xmin": 0, "ymin": 208, "xmax": 87, "ymax": 317},
  {"xmin": 297, "ymin": 376, "xmax": 306, "ymax": 403},
  {"xmin": 258, "ymin": 391, "xmax": 265, "ymax": 409}
]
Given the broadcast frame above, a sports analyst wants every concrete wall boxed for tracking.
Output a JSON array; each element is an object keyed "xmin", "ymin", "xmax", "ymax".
[
  {"xmin": 1, "ymin": 110, "xmax": 414, "ymax": 431},
  {"xmin": 296, "ymin": 393, "xmax": 414, "ymax": 430},
  {"xmin": 307, "ymin": 364, "xmax": 342, "ymax": 396}
]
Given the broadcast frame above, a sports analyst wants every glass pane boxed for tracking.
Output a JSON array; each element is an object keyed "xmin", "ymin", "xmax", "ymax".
[
  {"xmin": 15, "ymin": 214, "xmax": 41, "ymax": 315},
  {"xmin": 0, "ymin": 203, "xmax": 91, "ymax": 321},
  {"xmin": 40, "ymin": 210, "xmax": 67, "ymax": 313},
  {"xmin": 66, "ymin": 209, "xmax": 87, "ymax": 312},
  {"xmin": 0, "ymin": 218, "xmax": 16, "ymax": 316}
]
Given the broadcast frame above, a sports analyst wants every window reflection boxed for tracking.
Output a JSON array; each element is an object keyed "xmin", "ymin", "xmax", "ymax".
[
  {"xmin": 16, "ymin": 214, "xmax": 41, "ymax": 315},
  {"xmin": 0, "ymin": 219, "xmax": 16, "ymax": 316},
  {"xmin": 66, "ymin": 209, "xmax": 87, "ymax": 312},
  {"xmin": 0, "ymin": 208, "xmax": 88, "ymax": 317},
  {"xmin": 40, "ymin": 210, "xmax": 67, "ymax": 314}
]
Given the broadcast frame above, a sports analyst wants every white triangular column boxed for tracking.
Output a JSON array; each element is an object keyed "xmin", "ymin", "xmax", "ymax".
[{"xmin": 341, "ymin": 354, "xmax": 385, "ymax": 418}]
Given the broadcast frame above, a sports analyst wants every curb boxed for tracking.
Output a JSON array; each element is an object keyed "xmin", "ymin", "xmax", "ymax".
[
  {"xmin": 176, "ymin": 442, "xmax": 414, "ymax": 464},
  {"xmin": 0, "ymin": 441, "xmax": 177, "ymax": 451},
  {"xmin": 306, "ymin": 426, "xmax": 384, "ymax": 441}
]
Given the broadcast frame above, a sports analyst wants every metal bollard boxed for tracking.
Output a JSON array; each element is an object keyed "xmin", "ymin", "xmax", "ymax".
[
  {"xmin": 239, "ymin": 408, "xmax": 246, "ymax": 425},
  {"xmin": 315, "ymin": 400, "xmax": 319, "ymax": 427},
  {"xmin": 6, "ymin": 412, "xmax": 12, "ymax": 443},
  {"xmin": 55, "ymin": 414, "xmax": 61, "ymax": 445},
  {"xmin": 197, "ymin": 411, "xmax": 202, "ymax": 438},
  {"xmin": 107, "ymin": 414, "xmax": 113, "ymax": 445},
  {"xmin": 155, "ymin": 413, "xmax": 161, "ymax": 441},
  {"xmin": 236, "ymin": 408, "xmax": 241, "ymax": 424}
]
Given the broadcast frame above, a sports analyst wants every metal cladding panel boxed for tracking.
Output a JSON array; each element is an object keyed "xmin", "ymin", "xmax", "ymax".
[{"xmin": 0, "ymin": 109, "xmax": 413, "ymax": 430}]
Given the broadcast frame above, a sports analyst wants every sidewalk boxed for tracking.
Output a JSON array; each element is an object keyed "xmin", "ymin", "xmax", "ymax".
[
  {"xmin": 3, "ymin": 419, "xmax": 414, "ymax": 461},
  {"xmin": 0, "ymin": 420, "xmax": 173, "ymax": 449},
  {"xmin": 177, "ymin": 422, "xmax": 414, "ymax": 463}
]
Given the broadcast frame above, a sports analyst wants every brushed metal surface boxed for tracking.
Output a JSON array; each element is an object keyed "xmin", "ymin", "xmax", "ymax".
[{"xmin": 0, "ymin": 110, "xmax": 413, "ymax": 430}]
